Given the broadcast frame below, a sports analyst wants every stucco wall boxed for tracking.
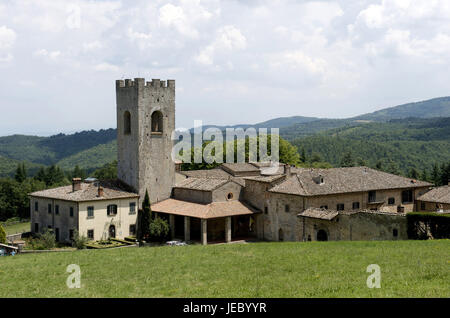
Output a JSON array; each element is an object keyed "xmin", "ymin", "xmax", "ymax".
[{"xmin": 78, "ymin": 198, "xmax": 138, "ymax": 241}]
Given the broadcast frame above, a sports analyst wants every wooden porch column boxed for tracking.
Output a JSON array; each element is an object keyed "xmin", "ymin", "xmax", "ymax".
[
  {"xmin": 201, "ymin": 219, "xmax": 207, "ymax": 245},
  {"xmin": 169, "ymin": 214, "xmax": 175, "ymax": 239},
  {"xmin": 225, "ymin": 216, "xmax": 232, "ymax": 243},
  {"xmin": 184, "ymin": 216, "xmax": 190, "ymax": 242}
]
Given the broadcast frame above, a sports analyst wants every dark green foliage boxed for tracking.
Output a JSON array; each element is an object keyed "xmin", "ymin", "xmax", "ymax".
[
  {"xmin": 93, "ymin": 160, "xmax": 117, "ymax": 180},
  {"xmin": 0, "ymin": 224, "xmax": 6, "ymax": 244},
  {"xmin": 68, "ymin": 165, "xmax": 87, "ymax": 180},
  {"xmin": 137, "ymin": 190, "xmax": 152, "ymax": 241},
  {"xmin": 340, "ymin": 151, "xmax": 355, "ymax": 167},
  {"xmin": 34, "ymin": 165, "xmax": 68, "ymax": 187},
  {"xmin": 0, "ymin": 178, "xmax": 46, "ymax": 221},
  {"xmin": 149, "ymin": 216, "xmax": 170, "ymax": 242},
  {"xmin": 26, "ymin": 230, "xmax": 56, "ymax": 250},
  {"xmin": 14, "ymin": 163, "xmax": 27, "ymax": 183},
  {"xmin": 291, "ymin": 117, "xmax": 450, "ymax": 177},
  {"xmin": 407, "ymin": 212, "xmax": 450, "ymax": 240}
]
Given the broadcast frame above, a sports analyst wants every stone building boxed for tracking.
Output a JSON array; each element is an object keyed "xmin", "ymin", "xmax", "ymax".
[
  {"xmin": 29, "ymin": 178, "xmax": 139, "ymax": 242},
  {"xmin": 29, "ymin": 77, "xmax": 437, "ymax": 244},
  {"xmin": 416, "ymin": 184, "xmax": 450, "ymax": 212}
]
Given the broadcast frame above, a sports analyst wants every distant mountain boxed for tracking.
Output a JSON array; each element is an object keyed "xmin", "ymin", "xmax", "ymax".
[
  {"xmin": 354, "ymin": 96, "xmax": 450, "ymax": 121},
  {"xmin": 0, "ymin": 96, "xmax": 449, "ymax": 177}
]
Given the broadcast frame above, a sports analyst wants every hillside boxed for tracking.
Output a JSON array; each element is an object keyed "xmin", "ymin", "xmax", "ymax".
[
  {"xmin": 291, "ymin": 117, "xmax": 450, "ymax": 174},
  {"xmin": 0, "ymin": 241, "xmax": 447, "ymax": 297},
  {"xmin": 354, "ymin": 96, "xmax": 450, "ymax": 121},
  {"xmin": 0, "ymin": 97, "xmax": 449, "ymax": 178}
]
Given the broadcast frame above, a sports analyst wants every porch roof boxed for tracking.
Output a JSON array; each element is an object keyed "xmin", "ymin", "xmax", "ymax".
[{"xmin": 152, "ymin": 199, "xmax": 260, "ymax": 219}]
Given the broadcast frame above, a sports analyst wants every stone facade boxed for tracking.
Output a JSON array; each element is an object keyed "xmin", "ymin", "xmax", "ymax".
[{"xmin": 116, "ymin": 78, "xmax": 176, "ymax": 204}]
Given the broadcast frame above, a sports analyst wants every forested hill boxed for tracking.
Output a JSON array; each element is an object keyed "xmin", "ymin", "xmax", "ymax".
[
  {"xmin": 0, "ymin": 97, "xmax": 449, "ymax": 178},
  {"xmin": 291, "ymin": 117, "xmax": 450, "ymax": 175}
]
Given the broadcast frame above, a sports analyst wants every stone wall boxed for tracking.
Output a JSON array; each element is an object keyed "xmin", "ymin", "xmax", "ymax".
[{"xmin": 116, "ymin": 78, "xmax": 176, "ymax": 204}]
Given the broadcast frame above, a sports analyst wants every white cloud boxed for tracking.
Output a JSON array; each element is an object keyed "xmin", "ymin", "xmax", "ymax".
[
  {"xmin": 268, "ymin": 50, "xmax": 327, "ymax": 75},
  {"xmin": 195, "ymin": 25, "xmax": 247, "ymax": 65},
  {"xmin": 94, "ymin": 62, "xmax": 119, "ymax": 72},
  {"xmin": 33, "ymin": 49, "xmax": 61, "ymax": 60},
  {"xmin": 0, "ymin": 26, "xmax": 16, "ymax": 49}
]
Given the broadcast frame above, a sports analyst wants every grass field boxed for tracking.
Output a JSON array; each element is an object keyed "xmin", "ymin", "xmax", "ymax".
[
  {"xmin": 2, "ymin": 221, "xmax": 30, "ymax": 235},
  {"xmin": 0, "ymin": 240, "xmax": 448, "ymax": 298}
]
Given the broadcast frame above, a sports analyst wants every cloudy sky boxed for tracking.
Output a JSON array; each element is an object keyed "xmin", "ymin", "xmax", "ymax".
[{"xmin": 1, "ymin": 0, "xmax": 450, "ymax": 136}]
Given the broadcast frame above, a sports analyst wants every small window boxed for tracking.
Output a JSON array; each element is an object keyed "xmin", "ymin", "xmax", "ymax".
[
  {"xmin": 388, "ymin": 197, "xmax": 395, "ymax": 205},
  {"xmin": 129, "ymin": 202, "xmax": 136, "ymax": 214},
  {"xmin": 285, "ymin": 204, "xmax": 290, "ymax": 212},
  {"xmin": 337, "ymin": 203, "xmax": 344, "ymax": 211},
  {"xmin": 151, "ymin": 111, "xmax": 163, "ymax": 133},
  {"xmin": 87, "ymin": 206, "xmax": 94, "ymax": 218},
  {"xmin": 87, "ymin": 229, "xmax": 94, "ymax": 240},
  {"xmin": 227, "ymin": 193, "xmax": 234, "ymax": 200},
  {"xmin": 320, "ymin": 205, "xmax": 328, "ymax": 209},
  {"xmin": 352, "ymin": 202, "xmax": 360, "ymax": 210},
  {"xmin": 264, "ymin": 206, "xmax": 268, "ymax": 214},
  {"xmin": 69, "ymin": 229, "xmax": 74, "ymax": 240},
  {"xmin": 401, "ymin": 190, "xmax": 413, "ymax": 203},
  {"xmin": 70, "ymin": 207, "xmax": 74, "ymax": 217},
  {"xmin": 34, "ymin": 223, "xmax": 39, "ymax": 233},
  {"xmin": 368, "ymin": 191, "xmax": 376, "ymax": 203},
  {"xmin": 34, "ymin": 201, "xmax": 38, "ymax": 212},
  {"xmin": 129, "ymin": 224, "xmax": 136, "ymax": 236},
  {"xmin": 393, "ymin": 228, "xmax": 398, "ymax": 237},
  {"xmin": 48, "ymin": 203, "xmax": 52, "ymax": 214},
  {"xmin": 420, "ymin": 202, "xmax": 425, "ymax": 211},
  {"xmin": 107, "ymin": 204, "xmax": 118, "ymax": 216},
  {"xmin": 124, "ymin": 111, "xmax": 131, "ymax": 135},
  {"xmin": 55, "ymin": 205, "xmax": 59, "ymax": 215}
]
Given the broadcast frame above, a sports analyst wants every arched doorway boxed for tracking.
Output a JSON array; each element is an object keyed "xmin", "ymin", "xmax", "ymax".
[
  {"xmin": 278, "ymin": 228, "xmax": 284, "ymax": 241},
  {"xmin": 109, "ymin": 225, "xmax": 116, "ymax": 239},
  {"xmin": 317, "ymin": 229, "xmax": 328, "ymax": 241}
]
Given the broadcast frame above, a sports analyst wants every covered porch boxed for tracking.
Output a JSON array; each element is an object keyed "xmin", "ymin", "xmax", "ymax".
[{"xmin": 152, "ymin": 199, "xmax": 260, "ymax": 245}]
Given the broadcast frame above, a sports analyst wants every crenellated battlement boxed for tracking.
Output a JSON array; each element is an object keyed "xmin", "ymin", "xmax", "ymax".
[{"xmin": 116, "ymin": 78, "xmax": 175, "ymax": 89}]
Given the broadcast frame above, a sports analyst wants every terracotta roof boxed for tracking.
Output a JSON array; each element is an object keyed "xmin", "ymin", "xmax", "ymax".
[
  {"xmin": 298, "ymin": 208, "xmax": 339, "ymax": 220},
  {"xmin": 270, "ymin": 166, "xmax": 431, "ymax": 196},
  {"xmin": 152, "ymin": 198, "xmax": 259, "ymax": 219},
  {"xmin": 220, "ymin": 163, "xmax": 261, "ymax": 176},
  {"xmin": 180, "ymin": 169, "xmax": 232, "ymax": 179},
  {"xmin": 417, "ymin": 186, "xmax": 450, "ymax": 204},
  {"xmin": 29, "ymin": 180, "xmax": 139, "ymax": 202},
  {"xmin": 174, "ymin": 178, "xmax": 229, "ymax": 191}
]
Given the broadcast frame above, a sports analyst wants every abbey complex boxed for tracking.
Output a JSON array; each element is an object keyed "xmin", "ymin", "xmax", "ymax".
[{"xmin": 29, "ymin": 78, "xmax": 450, "ymax": 244}]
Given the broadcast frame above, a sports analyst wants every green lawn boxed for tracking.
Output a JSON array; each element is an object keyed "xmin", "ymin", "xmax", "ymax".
[
  {"xmin": 2, "ymin": 221, "xmax": 30, "ymax": 235},
  {"xmin": 0, "ymin": 240, "xmax": 448, "ymax": 298}
]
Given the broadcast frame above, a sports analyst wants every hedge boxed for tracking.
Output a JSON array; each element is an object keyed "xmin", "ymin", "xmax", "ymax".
[{"xmin": 407, "ymin": 212, "xmax": 450, "ymax": 240}]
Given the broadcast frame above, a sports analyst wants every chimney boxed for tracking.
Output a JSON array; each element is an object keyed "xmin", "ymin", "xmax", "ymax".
[
  {"xmin": 72, "ymin": 178, "xmax": 82, "ymax": 192},
  {"xmin": 284, "ymin": 164, "xmax": 291, "ymax": 176},
  {"xmin": 98, "ymin": 186, "xmax": 104, "ymax": 197}
]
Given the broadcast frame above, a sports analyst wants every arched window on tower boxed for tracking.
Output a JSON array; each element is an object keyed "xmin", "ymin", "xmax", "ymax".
[
  {"xmin": 124, "ymin": 111, "xmax": 131, "ymax": 135},
  {"xmin": 151, "ymin": 111, "xmax": 163, "ymax": 133}
]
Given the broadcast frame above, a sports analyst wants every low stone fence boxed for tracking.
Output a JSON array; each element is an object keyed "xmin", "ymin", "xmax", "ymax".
[{"xmin": 6, "ymin": 233, "xmax": 22, "ymax": 243}]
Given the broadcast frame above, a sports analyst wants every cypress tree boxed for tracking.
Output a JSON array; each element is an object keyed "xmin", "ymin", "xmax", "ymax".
[{"xmin": 137, "ymin": 189, "xmax": 152, "ymax": 241}]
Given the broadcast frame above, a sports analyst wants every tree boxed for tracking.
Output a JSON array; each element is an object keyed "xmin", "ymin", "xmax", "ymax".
[
  {"xmin": 421, "ymin": 168, "xmax": 429, "ymax": 182},
  {"xmin": 93, "ymin": 160, "xmax": 117, "ymax": 179},
  {"xmin": 340, "ymin": 151, "xmax": 355, "ymax": 167},
  {"xmin": 137, "ymin": 189, "xmax": 152, "ymax": 241},
  {"xmin": 431, "ymin": 163, "xmax": 441, "ymax": 186},
  {"xmin": 14, "ymin": 163, "xmax": 27, "ymax": 183},
  {"xmin": 0, "ymin": 224, "xmax": 6, "ymax": 244},
  {"xmin": 300, "ymin": 147, "xmax": 306, "ymax": 163},
  {"xmin": 310, "ymin": 152, "xmax": 322, "ymax": 163},
  {"xmin": 408, "ymin": 168, "xmax": 419, "ymax": 179},
  {"xmin": 70, "ymin": 165, "xmax": 86, "ymax": 180},
  {"xmin": 375, "ymin": 160, "xmax": 383, "ymax": 171}
]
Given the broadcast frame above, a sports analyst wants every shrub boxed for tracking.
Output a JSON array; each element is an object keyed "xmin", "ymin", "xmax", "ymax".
[
  {"xmin": 0, "ymin": 224, "xmax": 6, "ymax": 244},
  {"xmin": 72, "ymin": 230, "xmax": 88, "ymax": 250},
  {"xmin": 149, "ymin": 217, "xmax": 169, "ymax": 242},
  {"xmin": 39, "ymin": 230, "xmax": 56, "ymax": 249}
]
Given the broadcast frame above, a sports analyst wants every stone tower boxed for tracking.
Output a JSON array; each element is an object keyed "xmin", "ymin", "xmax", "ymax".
[{"xmin": 116, "ymin": 78, "xmax": 176, "ymax": 203}]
